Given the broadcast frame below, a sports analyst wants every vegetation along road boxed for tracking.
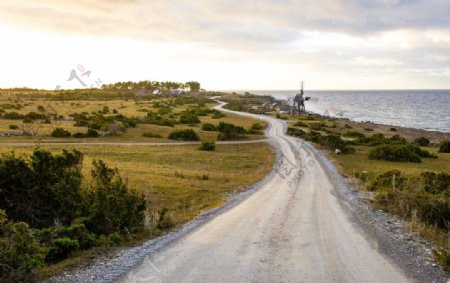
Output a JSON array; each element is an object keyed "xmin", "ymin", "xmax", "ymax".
[{"xmin": 112, "ymin": 100, "xmax": 445, "ymax": 283}]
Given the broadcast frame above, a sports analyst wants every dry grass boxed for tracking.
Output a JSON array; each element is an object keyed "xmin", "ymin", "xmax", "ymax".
[
  {"xmin": 0, "ymin": 96, "xmax": 267, "ymax": 142},
  {"xmin": 0, "ymin": 142, "xmax": 275, "ymax": 225}
]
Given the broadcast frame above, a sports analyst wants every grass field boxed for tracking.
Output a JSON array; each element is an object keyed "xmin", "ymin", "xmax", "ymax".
[
  {"xmin": 0, "ymin": 94, "xmax": 267, "ymax": 142},
  {"xmin": 0, "ymin": 142, "xmax": 274, "ymax": 226}
]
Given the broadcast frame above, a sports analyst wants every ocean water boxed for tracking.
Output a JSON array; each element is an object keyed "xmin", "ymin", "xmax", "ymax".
[{"xmin": 247, "ymin": 90, "xmax": 450, "ymax": 133}]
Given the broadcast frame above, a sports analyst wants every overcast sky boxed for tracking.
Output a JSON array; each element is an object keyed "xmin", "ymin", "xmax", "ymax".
[{"xmin": 0, "ymin": 0, "xmax": 449, "ymax": 90}]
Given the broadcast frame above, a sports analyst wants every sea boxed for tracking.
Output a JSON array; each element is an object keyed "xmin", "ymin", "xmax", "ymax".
[{"xmin": 244, "ymin": 90, "xmax": 450, "ymax": 133}]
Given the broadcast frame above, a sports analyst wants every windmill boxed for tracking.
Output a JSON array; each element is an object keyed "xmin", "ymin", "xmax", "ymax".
[{"xmin": 291, "ymin": 81, "xmax": 309, "ymax": 115}]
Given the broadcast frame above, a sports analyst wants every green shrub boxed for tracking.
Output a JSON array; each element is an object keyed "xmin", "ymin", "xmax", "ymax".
[
  {"xmin": 251, "ymin": 123, "xmax": 263, "ymax": 130},
  {"xmin": 23, "ymin": 117, "xmax": 33, "ymax": 124},
  {"xmin": 368, "ymin": 144, "xmax": 435, "ymax": 163},
  {"xmin": 201, "ymin": 123, "xmax": 217, "ymax": 131},
  {"xmin": 439, "ymin": 140, "xmax": 450, "ymax": 153},
  {"xmin": 343, "ymin": 131, "xmax": 366, "ymax": 139},
  {"xmin": 0, "ymin": 211, "xmax": 45, "ymax": 282},
  {"xmin": 46, "ymin": 237, "xmax": 79, "ymax": 262},
  {"xmin": 168, "ymin": 129, "xmax": 199, "ymax": 141},
  {"xmin": 84, "ymin": 160, "xmax": 146, "ymax": 235},
  {"xmin": 433, "ymin": 249, "xmax": 450, "ymax": 272},
  {"xmin": 199, "ymin": 141, "xmax": 216, "ymax": 151},
  {"xmin": 0, "ymin": 149, "xmax": 84, "ymax": 228},
  {"xmin": 8, "ymin": 124, "xmax": 18, "ymax": 130},
  {"xmin": 179, "ymin": 111, "xmax": 200, "ymax": 124},
  {"xmin": 37, "ymin": 105, "xmax": 45, "ymax": 112},
  {"xmin": 421, "ymin": 172, "xmax": 450, "ymax": 195},
  {"xmin": 414, "ymin": 137, "xmax": 431, "ymax": 147},
  {"xmin": 294, "ymin": 121, "xmax": 309, "ymax": 127},
  {"xmin": 217, "ymin": 122, "xmax": 246, "ymax": 141},
  {"xmin": 3, "ymin": 111, "xmax": 23, "ymax": 119},
  {"xmin": 145, "ymin": 112, "xmax": 176, "ymax": 127},
  {"xmin": 319, "ymin": 134, "xmax": 355, "ymax": 154},
  {"xmin": 86, "ymin": 128, "xmax": 99, "ymax": 138},
  {"xmin": 51, "ymin": 127, "xmax": 71, "ymax": 137},
  {"xmin": 158, "ymin": 108, "xmax": 172, "ymax": 115},
  {"xmin": 367, "ymin": 170, "xmax": 407, "ymax": 191},
  {"xmin": 287, "ymin": 127, "xmax": 305, "ymax": 138},
  {"xmin": 390, "ymin": 127, "xmax": 397, "ymax": 131},
  {"xmin": 309, "ymin": 122, "xmax": 326, "ymax": 130},
  {"xmin": 109, "ymin": 232, "xmax": 123, "ymax": 246},
  {"xmin": 211, "ymin": 110, "xmax": 225, "ymax": 119}
]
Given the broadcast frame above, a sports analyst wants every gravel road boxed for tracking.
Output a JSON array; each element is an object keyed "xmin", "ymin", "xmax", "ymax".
[{"xmin": 50, "ymin": 101, "xmax": 447, "ymax": 283}]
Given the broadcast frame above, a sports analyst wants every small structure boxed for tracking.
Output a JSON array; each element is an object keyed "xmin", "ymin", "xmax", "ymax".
[
  {"xmin": 170, "ymin": 89, "xmax": 186, "ymax": 96},
  {"xmin": 291, "ymin": 81, "xmax": 310, "ymax": 115}
]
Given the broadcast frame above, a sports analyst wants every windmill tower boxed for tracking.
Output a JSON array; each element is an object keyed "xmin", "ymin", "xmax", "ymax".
[{"xmin": 291, "ymin": 81, "xmax": 306, "ymax": 115}]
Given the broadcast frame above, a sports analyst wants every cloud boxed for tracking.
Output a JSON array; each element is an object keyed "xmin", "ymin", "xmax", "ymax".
[
  {"xmin": 1, "ymin": 0, "xmax": 450, "ymax": 46},
  {"xmin": 0, "ymin": 0, "xmax": 449, "ymax": 89}
]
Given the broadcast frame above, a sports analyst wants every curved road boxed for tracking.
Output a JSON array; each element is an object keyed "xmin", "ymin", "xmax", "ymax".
[{"xmin": 118, "ymin": 102, "xmax": 408, "ymax": 282}]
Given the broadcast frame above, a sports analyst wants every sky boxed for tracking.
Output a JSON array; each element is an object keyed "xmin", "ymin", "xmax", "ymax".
[{"xmin": 0, "ymin": 0, "xmax": 449, "ymax": 90}]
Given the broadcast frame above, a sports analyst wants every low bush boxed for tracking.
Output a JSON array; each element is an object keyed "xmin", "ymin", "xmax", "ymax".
[
  {"xmin": 294, "ymin": 121, "xmax": 309, "ymax": 127},
  {"xmin": 309, "ymin": 122, "xmax": 326, "ymax": 131},
  {"xmin": 199, "ymin": 141, "xmax": 216, "ymax": 151},
  {"xmin": 368, "ymin": 144, "xmax": 436, "ymax": 163},
  {"xmin": 179, "ymin": 111, "xmax": 201, "ymax": 124},
  {"xmin": 168, "ymin": 129, "xmax": 199, "ymax": 141},
  {"xmin": 433, "ymin": 249, "xmax": 450, "ymax": 272},
  {"xmin": 0, "ymin": 211, "xmax": 44, "ymax": 282},
  {"xmin": 145, "ymin": 112, "xmax": 176, "ymax": 127},
  {"xmin": 372, "ymin": 170, "xmax": 450, "ymax": 229},
  {"xmin": 439, "ymin": 140, "xmax": 450, "ymax": 153},
  {"xmin": 45, "ymin": 237, "xmax": 79, "ymax": 262},
  {"xmin": 51, "ymin": 127, "xmax": 71, "ymax": 137},
  {"xmin": 343, "ymin": 130, "xmax": 366, "ymax": 139},
  {"xmin": 287, "ymin": 127, "xmax": 305, "ymax": 138},
  {"xmin": 211, "ymin": 110, "xmax": 225, "ymax": 119},
  {"xmin": 217, "ymin": 122, "xmax": 246, "ymax": 141},
  {"xmin": 414, "ymin": 137, "xmax": 431, "ymax": 147},
  {"xmin": 367, "ymin": 170, "xmax": 407, "ymax": 191},
  {"xmin": 3, "ymin": 111, "xmax": 22, "ymax": 119},
  {"xmin": 201, "ymin": 123, "xmax": 217, "ymax": 131},
  {"xmin": 250, "ymin": 123, "xmax": 263, "ymax": 131},
  {"xmin": 142, "ymin": 132, "xmax": 163, "ymax": 138},
  {"xmin": 320, "ymin": 134, "xmax": 355, "ymax": 154},
  {"xmin": 421, "ymin": 172, "xmax": 450, "ymax": 195},
  {"xmin": 8, "ymin": 124, "xmax": 18, "ymax": 130}
]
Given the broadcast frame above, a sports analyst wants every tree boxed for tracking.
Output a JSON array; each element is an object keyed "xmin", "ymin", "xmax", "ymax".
[
  {"xmin": 185, "ymin": 81, "xmax": 201, "ymax": 92},
  {"xmin": 84, "ymin": 160, "xmax": 146, "ymax": 235}
]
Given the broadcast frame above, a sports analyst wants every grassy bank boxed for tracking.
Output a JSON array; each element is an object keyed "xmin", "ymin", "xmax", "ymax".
[{"xmin": 0, "ymin": 142, "xmax": 274, "ymax": 278}]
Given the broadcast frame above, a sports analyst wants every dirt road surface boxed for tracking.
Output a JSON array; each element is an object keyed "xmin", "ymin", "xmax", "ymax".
[{"xmin": 116, "ymin": 101, "xmax": 411, "ymax": 283}]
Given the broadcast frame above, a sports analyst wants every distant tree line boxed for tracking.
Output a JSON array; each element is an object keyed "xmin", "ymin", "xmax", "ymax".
[{"xmin": 101, "ymin": 80, "xmax": 201, "ymax": 92}]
